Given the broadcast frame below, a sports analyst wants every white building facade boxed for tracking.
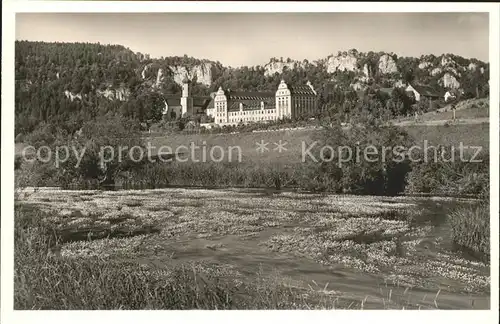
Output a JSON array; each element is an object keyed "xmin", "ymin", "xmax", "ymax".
[{"xmin": 211, "ymin": 80, "xmax": 317, "ymax": 126}]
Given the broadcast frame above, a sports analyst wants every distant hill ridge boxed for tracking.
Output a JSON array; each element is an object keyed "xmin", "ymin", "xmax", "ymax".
[{"xmin": 14, "ymin": 40, "xmax": 490, "ymax": 137}]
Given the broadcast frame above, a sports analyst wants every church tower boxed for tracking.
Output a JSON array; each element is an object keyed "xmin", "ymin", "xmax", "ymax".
[{"xmin": 181, "ymin": 77, "xmax": 193, "ymax": 117}]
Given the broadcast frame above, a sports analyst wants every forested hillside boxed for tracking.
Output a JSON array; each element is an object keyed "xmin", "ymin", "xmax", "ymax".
[
  {"xmin": 14, "ymin": 41, "xmax": 223, "ymax": 137},
  {"xmin": 15, "ymin": 41, "xmax": 490, "ymax": 139}
]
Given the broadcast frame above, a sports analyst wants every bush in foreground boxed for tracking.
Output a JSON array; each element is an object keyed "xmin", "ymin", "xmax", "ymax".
[
  {"xmin": 449, "ymin": 202, "xmax": 490, "ymax": 261},
  {"xmin": 405, "ymin": 147, "xmax": 489, "ymax": 198}
]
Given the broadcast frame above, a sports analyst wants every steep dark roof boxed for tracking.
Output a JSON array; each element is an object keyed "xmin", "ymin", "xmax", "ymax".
[
  {"xmin": 409, "ymin": 84, "xmax": 441, "ymax": 98},
  {"xmin": 287, "ymin": 85, "xmax": 316, "ymax": 96},
  {"xmin": 164, "ymin": 97, "xmax": 181, "ymax": 107},
  {"xmin": 193, "ymin": 96, "xmax": 211, "ymax": 109},
  {"xmin": 224, "ymin": 90, "xmax": 275, "ymax": 100},
  {"xmin": 222, "ymin": 82, "xmax": 316, "ymax": 100}
]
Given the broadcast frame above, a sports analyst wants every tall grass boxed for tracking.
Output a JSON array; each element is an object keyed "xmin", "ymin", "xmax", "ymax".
[
  {"xmin": 13, "ymin": 204, "xmax": 348, "ymax": 310},
  {"xmin": 120, "ymin": 162, "xmax": 316, "ymax": 190},
  {"xmin": 449, "ymin": 203, "xmax": 490, "ymax": 261}
]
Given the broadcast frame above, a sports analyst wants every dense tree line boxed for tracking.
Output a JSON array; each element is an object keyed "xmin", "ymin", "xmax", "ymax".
[
  {"xmin": 16, "ymin": 41, "xmax": 158, "ymax": 136},
  {"xmin": 14, "ymin": 41, "xmax": 226, "ymax": 137}
]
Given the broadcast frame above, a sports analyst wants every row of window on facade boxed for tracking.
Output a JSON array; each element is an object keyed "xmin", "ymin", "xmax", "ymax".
[
  {"xmin": 229, "ymin": 115, "xmax": 278, "ymax": 123},
  {"xmin": 215, "ymin": 115, "xmax": 279, "ymax": 124},
  {"xmin": 216, "ymin": 108, "xmax": 277, "ymax": 118},
  {"xmin": 213, "ymin": 96, "xmax": 315, "ymax": 123},
  {"xmin": 216, "ymin": 106, "xmax": 283, "ymax": 117},
  {"xmin": 229, "ymin": 109, "xmax": 275, "ymax": 116}
]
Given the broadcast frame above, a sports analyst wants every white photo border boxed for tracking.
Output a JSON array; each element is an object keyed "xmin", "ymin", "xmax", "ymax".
[{"xmin": 2, "ymin": 1, "xmax": 499, "ymax": 324}]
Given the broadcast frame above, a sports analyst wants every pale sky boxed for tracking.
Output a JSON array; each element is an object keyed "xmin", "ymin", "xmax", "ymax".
[{"xmin": 16, "ymin": 12, "xmax": 489, "ymax": 67}]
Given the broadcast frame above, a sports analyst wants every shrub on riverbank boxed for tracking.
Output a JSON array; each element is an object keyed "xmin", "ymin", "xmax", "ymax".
[
  {"xmin": 449, "ymin": 202, "xmax": 490, "ymax": 261},
  {"xmin": 405, "ymin": 148, "xmax": 489, "ymax": 197},
  {"xmin": 114, "ymin": 124, "xmax": 416, "ymax": 195},
  {"xmin": 306, "ymin": 124, "xmax": 415, "ymax": 195}
]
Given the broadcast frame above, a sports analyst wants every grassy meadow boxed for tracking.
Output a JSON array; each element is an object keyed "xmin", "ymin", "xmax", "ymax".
[
  {"xmin": 14, "ymin": 123, "xmax": 489, "ymax": 171},
  {"xmin": 404, "ymin": 123, "xmax": 489, "ymax": 153},
  {"xmin": 144, "ymin": 123, "xmax": 489, "ymax": 166},
  {"xmin": 15, "ymin": 188, "xmax": 490, "ymax": 310},
  {"xmin": 395, "ymin": 98, "xmax": 490, "ymax": 123}
]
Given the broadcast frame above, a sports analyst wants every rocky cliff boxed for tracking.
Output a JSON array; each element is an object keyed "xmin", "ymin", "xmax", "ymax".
[
  {"xmin": 418, "ymin": 61, "xmax": 432, "ymax": 69},
  {"xmin": 64, "ymin": 91, "xmax": 82, "ymax": 102},
  {"xmin": 140, "ymin": 62, "xmax": 213, "ymax": 88},
  {"xmin": 138, "ymin": 50, "xmax": 485, "ymax": 93},
  {"xmin": 264, "ymin": 60, "xmax": 306, "ymax": 76},
  {"xmin": 439, "ymin": 73, "xmax": 460, "ymax": 89},
  {"xmin": 326, "ymin": 51, "xmax": 359, "ymax": 73},
  {"xmin": 96, "ymin": 87, "xmax": 130, "ymax": 101},
  {"xmin": 377, "ymin": 54, "xmax": 398, "ymax": 74},
  {"xmin": 431, "ymin": 67, "xmax": 442, "ymax": 76},
  {"xmin": 169, "ymin": 63, "xmax": 213, "ymax": 86}
]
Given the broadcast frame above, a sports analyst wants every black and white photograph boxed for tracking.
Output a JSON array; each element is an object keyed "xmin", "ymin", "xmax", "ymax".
[{"xmin": 1, "ymin": 1, "xmax": 499, "ymax": 323}]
